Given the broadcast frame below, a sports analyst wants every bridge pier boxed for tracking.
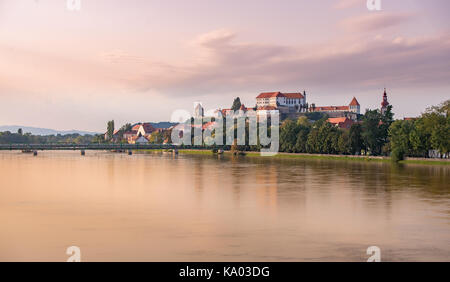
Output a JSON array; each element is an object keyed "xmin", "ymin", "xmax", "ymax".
[{"xmin": 81, "ymin": 150, "xmax": 85, "ymax": 156}]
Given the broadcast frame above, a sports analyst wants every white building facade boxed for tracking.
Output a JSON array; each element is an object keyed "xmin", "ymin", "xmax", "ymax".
[{"xmin": 256, "ymin": 91, "xmax": 307, "ymax": 108}]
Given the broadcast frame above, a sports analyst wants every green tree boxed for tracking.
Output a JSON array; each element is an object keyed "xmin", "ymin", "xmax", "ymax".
[
  {"xmin": 115, "ymin": 123, "xmax": 132, "ymax": 141},
  {"xmin": 424, "ymin": 100, "xmax": 449, "ymax": 155},
  {"xmin": 338, "ymin": 130, "xmax": 351, "ymax": 154},
  {"xmin": 388, "ymin": 120, "xmax": 414, "ymax": 161},
  {"xmin": 280, "ymin": 120, "xmax": 299, "ymax": 152},
  {"xmin": 361, "ymin": 109, "xmax": 383, "ymax": 155},
  {"xmin": 17, "ymin": 128, "xmax": 23, "ymax": 135},
  {"xmin": 349, "ymin": 123, "xmax": 364, "ymax": 154},
  {"xmin": 431, "ymin": 123, "xmax": 449, "ymax": 155},
  {"xmin": 379, "ymin": 105, "xmax": 394, "ymax": 150},
  {"xmin": 231, "ymin": 97, "xmax": 242, "ymax": 111},
  {"xmin": 149, "ymin": 131, "xmax": 163, "ymax": 144},
  {"xmin": 107, "ymin": 120, "xmax": 115, "ymax": 141},
  {"xmin": 296, "ymin": 116, "xmax": 309, "ymax": 126},
  {"xmin": 92, "ymin": 134, "xmax": 105, "ymax": 144},
  {"xmin": 294, "ymin": 124, "xmax": 310, "ymax": 153},
  {"xmin": 409, "ymin": 118, "xmax": 430, "ymax": 157},
  {"xmin": 306, "ymin": 128, "xmax": 319, "ymax": 153},
  {"xmin": 317, "ymin": 122, "xmax": 337, "ymax": 154}
]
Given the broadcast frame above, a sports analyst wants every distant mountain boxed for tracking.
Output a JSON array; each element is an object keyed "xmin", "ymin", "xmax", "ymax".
[
  {"xmin": 0, "ymin": 125, "xmax": 99, "ymax": 136},
  {"xmin": 130, "ymin": 122, "xmax": 177, "ymax": 129},
  {"xmin": 149, "ymin": 122, "xmax": 177, "ymax": 129}
]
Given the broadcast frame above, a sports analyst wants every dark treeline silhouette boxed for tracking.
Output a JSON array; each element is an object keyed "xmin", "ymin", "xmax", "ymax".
[{"xmin": 0, "ymin": 129, "xmax": 102, "ymax": 144}]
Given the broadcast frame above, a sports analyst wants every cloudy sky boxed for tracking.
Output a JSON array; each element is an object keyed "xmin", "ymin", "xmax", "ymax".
[{"xmin": 1, "ymin": 0, "xmax": 449, "ymax": 132}]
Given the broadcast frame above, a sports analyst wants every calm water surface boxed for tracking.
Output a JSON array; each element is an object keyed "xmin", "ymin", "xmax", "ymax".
[{"xmin": 0, "ymin": 151, "xmax": 449, "ymax": 261}]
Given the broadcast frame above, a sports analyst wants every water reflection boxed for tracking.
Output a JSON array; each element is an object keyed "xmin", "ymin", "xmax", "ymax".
[{"xmin": 0, "ymin": 151, "xmax": 448, "ymax": 261}]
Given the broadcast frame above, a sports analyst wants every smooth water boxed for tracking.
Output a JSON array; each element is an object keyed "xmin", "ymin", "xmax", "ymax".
[{"xmin": 0, "ymin": 151, "xmax": 449, "ymax": 261}]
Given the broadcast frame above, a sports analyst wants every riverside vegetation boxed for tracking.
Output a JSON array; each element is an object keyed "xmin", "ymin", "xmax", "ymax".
[{"xmin": 1, "ymin": 100, "xmax": 448, "ymax": 163}]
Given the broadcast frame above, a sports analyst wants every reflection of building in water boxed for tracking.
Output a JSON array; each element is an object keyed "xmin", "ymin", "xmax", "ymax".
[{"xmin": 254, "ymin": 164, "xmax": 279, "ymax": 213}]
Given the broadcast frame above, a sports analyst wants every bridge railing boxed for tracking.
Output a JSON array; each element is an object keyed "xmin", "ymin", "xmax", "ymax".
[{"xmin": 0, "ymin": 143, "xmax": 176, "ymax": 150}]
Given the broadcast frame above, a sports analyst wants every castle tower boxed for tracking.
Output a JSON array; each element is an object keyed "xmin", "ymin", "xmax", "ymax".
[
  {"xmin": 381, "ymin": 88, "xmax": 389, "ymax": 115},
  {"xmin": 349, "ymin": 97, "xmax": 360, "ymax": 114},
  {"xmin": 194, "ymin": 102, "xmax": 204, "ymax": 118}
]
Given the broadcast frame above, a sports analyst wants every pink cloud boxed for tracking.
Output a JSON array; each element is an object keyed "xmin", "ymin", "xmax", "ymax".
[
  {"xmin": 339, "ymin": 12, "xmax": 414, "ymax": 32},
  {"xmin": 131, "ymin": 29, "xmax": 450, "ymax": 97},
  {"xmin": 334, "ymin": 0, "xmax": 362, "ymax": 10}
]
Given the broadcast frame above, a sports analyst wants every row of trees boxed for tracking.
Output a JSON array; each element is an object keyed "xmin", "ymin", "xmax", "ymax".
[
  {"xmin": 279, "ymin": 106, "xmax": 393, "ymax": 155},
  {"xmin": 389, "ymin": 100, "xmax": 449, "ymax": 160},
  {"xmin": 0, "ymin": 129, "xmax": 97, "ymax": 144},
  {"xmin": 279, "ymin": 100, "xmax": 449, "ymax": 159},
  {"xmin": 104, "ymin": 120, "xmax": 171, "ymax": 144}
]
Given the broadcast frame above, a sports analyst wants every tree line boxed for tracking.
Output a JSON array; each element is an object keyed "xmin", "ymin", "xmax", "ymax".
[
  {"xmin": 279, "ymin": 100, "xmax": 449, "ymax": 160},
  {"xmin": 0, "ymin": 129, "xmax": 100, "ymax": 144},
  {"xmin": 1, "ymin": 99, "xmax": 447, "ymax": 160},
  {"xmin": 388, "ymin": 100, "xmax": 449, "ymax": 161}
]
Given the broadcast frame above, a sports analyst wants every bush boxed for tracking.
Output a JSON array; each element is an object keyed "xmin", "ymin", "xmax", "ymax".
[{"xmin": 391, "ymin": 148, "xmax": 405, "ymax": 162}]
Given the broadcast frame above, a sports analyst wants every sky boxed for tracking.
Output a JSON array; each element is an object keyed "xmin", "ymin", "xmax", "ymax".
[{"xmin": 0, "ymin": 0, "xmax": 449, "ymax": 132}]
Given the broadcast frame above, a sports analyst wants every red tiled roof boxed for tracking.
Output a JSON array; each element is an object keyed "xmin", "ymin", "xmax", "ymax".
[
  {"xmin": 283, "ymin": 93, "xmax": 304, "ymax": 99},
  {"xmin": 132, "ymin": 124, "xmax": 141, "ymax": 131},
  {"xmin": 257, "ymin": 106, "xmax": 278, "ymax": 111},
  {"xmin": 256, "ymin": 92, "xmax": 283, "ymax": 98},
  {"xmin": 312, "ymin": 106, "xmax": 350, "ymax": 111},
  {"xmin": 123, "ymin": 130, "xmax": 137, "ymax": 135},
  {"xmin": 256, "ymin": 92, "xmax": 304, "ymax": 99},
  {"xmin": 328, "ymin": 117, "xmax": 348, "ymax": 123},
  {"xmin": 327, "ymin": 117, "xmax": 354, "ymax": 129},
  {"xmin": 202, "ymin": 121, "xmax": 216, "ymax": 130},
  {"xmin": 349, "ymin": 97, "xmax": 360, "ymax": 106},
  {"xmin": 140, "ymin": 123, "xmax": 156, "ymax": 134}
]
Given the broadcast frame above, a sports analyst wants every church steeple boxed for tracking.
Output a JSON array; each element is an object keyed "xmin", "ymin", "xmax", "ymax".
[{"xmin": 381, "ymin": 88, "xmax": 389, "ymax": 114}]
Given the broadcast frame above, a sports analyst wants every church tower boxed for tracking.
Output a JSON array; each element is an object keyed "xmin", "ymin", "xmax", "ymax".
[
  {"xmin": 194, "ymin": 102, "xmax": 204, "ymax": 118},
  {"xmin": 349, "ymin": 97, "xmax": 360, "ymax": 114},
  {"xmin": 381, "ymin": 88, "xmax": 389, "ymax": 115}
]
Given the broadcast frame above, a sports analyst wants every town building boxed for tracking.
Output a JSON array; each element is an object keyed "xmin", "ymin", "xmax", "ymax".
[
  {"xmin": 131, "ymin": 124, "xmax": 141, "ymax": 131},
  {"xmin": 255, "ymin": 105, "xmax": 279, "ymax": 117},
  {"xmin": 104, "ymin": 129, "xmax": 120, "ymax": 141},
  {"xmin": 256, "ymin": 91, "xmax": 307, "ymax": 112},
  {"xmin": 327, "ymin": 117, "xmax": 354, "ymax": 129},
  {"xmin": 123, "ymin": 130, "xmax": 137, "ymax": 140},
  {"xmin": 128, "ymin": 135, "xmax": 149, "ymax": 144},
  {"xmin": 136, "ymin": 123, "xmax": 156, "ymax": 138},
  {"xmin": 216, "ymin": 104, "xmax": 256, "ymax": 117},
  {"xmin": 309, "ymin": 97, "xmax": 360, "ymax": 115}
]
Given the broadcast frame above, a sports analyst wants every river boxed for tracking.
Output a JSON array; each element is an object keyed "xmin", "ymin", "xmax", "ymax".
[{"xmin": 0, "ymin": 151, "xmax": 449, "ymax": 261}]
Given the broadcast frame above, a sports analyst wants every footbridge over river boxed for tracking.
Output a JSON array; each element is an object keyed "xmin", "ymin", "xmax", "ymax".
[{"xmin": 0, "ymin": 143, "xmax": 184, "ymax": 155}]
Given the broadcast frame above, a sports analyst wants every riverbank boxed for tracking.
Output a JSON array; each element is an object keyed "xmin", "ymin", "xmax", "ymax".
[{"xmin": 140, "ymin": 149, "xmax": 450, "ymax": 165}]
